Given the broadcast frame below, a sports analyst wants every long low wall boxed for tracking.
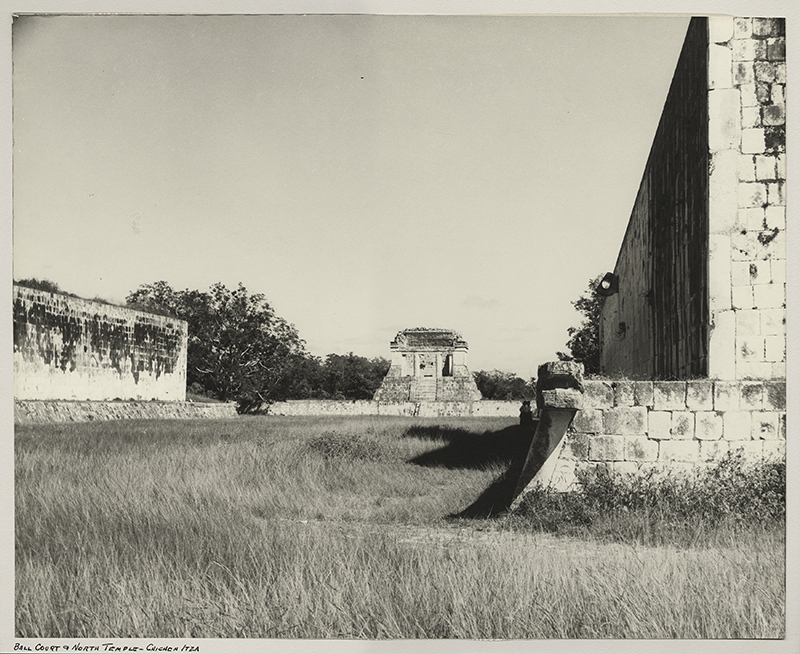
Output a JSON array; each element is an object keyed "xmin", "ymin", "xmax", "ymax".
[
  {"xmin": 14, "ymin": 400, "xmax": 238, "ymax": 424},
  {"xmin": 265, "ymin": 399, "xmax": 521, "ymax": 418},
  {"xmin": 548, "ymin": 378, "xmax": 785, "ymax": 490}
]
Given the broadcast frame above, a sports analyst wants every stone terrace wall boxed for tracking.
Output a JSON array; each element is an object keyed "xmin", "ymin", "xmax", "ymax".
[
  {"xmin": 14, "ymin": 285, "xmax": 188, "ymax": 401},
  {"xmin": 14, "ymin": 400, "xmax": 238, "ymax": 424},
  {"xmin": 266, "ymin": 399, "xmax": 520, "ymax": 418},
  {"xmin": 549, "ymin": 378, "xmax": 785, "ymax": 490},
  {"xmin": 601, "ymin": 17, "xmax": 709, "ymax": 379},
  {"xmin": 706, "ymin": 16, "xmax": 786, "ymax": 380}
]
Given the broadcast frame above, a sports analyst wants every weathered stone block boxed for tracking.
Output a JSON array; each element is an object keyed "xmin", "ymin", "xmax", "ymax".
[
  {"xmin": 709, "ymin": 151, "xmax": 739, "ymax": 230},
  {"xmin": 752, "ymin": 412, "xmax": 780, "ymax": 440},
  {"xmin": 588, "ymin": 435, "xmax": 626, "ymax": 462},
  {"xmin": 540, "ymin": 388, "xmax": 583, "ymax": 409},
  {"xmin": 768, "ymin": 181, "xmax": 785, "ymax": 206},
  {"xmin": 739, "ymin": 206, "xmax": 765, "ymax": 231},
  {"xmin": 764, "ymin": 381, "xmax": 786, "ymax": 410},
  {"xmin": 776, "ymin": 153, "xmax": 787, "ymax": 178},
  {"xmin": 734, "ymin": 309, "xmax": 760, "ymax": 336},
  {"xmin": 709, "ymin": 89, "xmax": 741, "ymax": 149},
  {"xmin": 648, "ymin": 411, "xmax": 672, "ymax": 439},
  {"xmin": 753, "ymin": 18, "xmax": 782, "ymax": 37},
  {"xmin": 753, "ymin": 283, "xmax": 785, "ymax": 309},
  {"xmin": 738, "ymin": 335, "xmax": 765, "ymax": 361},
  {"xmin": 572, "ymin": 409, "xmax": 603, "ymax": 433},
  {"xmin": 764, "ymin": 335, "xmax": 785, "ymax": 362},
  {"xmin": 741, "ymin": 106, "xmax": 761, "ymax": 129},
  {"xmin": 770, "ymin": 259, "xmax": 786, "ymax": 285},
  {"xmin": 709, "ymin": 15, "xmax": 734, "ymax": 42},
  {"xmin": 762, "ymin": 104, "xmax": 785, "ymax": 127},
  {"xmin": 738, "ymin": 154, "xmax": 760, "ymax": 182},
  {"xmin": 754, "ymin": 61, "xmax": 776, "ymax": 83},
  {"xmin": 771, "ymin": 363, "xmax": 786, "ymax": 378},
  {"xmin": 732, "ymin": 285, "xmax": 754, "ymax": 310},
  {"xmin": 563, "ymin": 432, "xmax": 589, "ymax": 460},
  {"xmin": 624, "ymin": 436, "xmax": 659, "ymax": 462},
  {"xmin": 722, "ymin": 411, "xmax": 753, "ymax": 441},
  {"xmin": 737, "ymin": 180, "xmax": 767, "ymax": 206},
  {"xmin": 700, "ymin": 440, "xmax": 729, "ymax": 462},
  {"xmin": 740, "ymin": 83, "xmax": 758, "ymax": 107},
  {"xmin": 767, "ymin": 39, "xmax": 785, "ymax": 61},
  {"xmin": 537, "ymin": 360, "xmax": 584, "ymax": 389},
  {"xmin": 603, "ymin": 407, "xmax": 647, "ymax": 435},
  {"xmin": 583, "ymin": 381, "xmax": 613, "ymax": 408},
  {"xmin": 765, "ymin": 205, "xmax": 786, "ymax": 230},
  {"xmin": 613, "ymin": 381, "xmax": 634, "ymax": 407},
  {"xmin": 733, "ymin": 61, "xmax": 753, "ymax": 85},
  {"xmin": 653, "ymin": 382, "xmax": 686, "ymax": 410},
  {"xmin": 685, "ymin": 381, "xmax": 713, "ymax": 410},
  {"xmin": 762, "ymin": 440, "xmax": 785, "ymax": 461},
  {"xmin": 708, "ymin": 43, "xmax": 733, "ymax": 88},
  {"xmin": 708, "ymin": 311, "xmax": 736, "ymax": 380},
  {"xmin": 729, "ymin": 440, "xmax": 763, "ymax": 458},
  {"xmin": 733, "ymin": 17, "xmax": 752, "ymax": 38},
  {"xmin": 740, "ymin": 382, "xmax": 765, "ymax": 409},
  {"xmin": 633, "ymin": 382, "xmax": 654, "ymax": 407},
  {"xmin": 671, "ymin": 412, "xmax": 695, "ymax": 440},
  {"xmin": 741, "ymin": 131, "xmax": 766, "ymax": 156},
  {"xmin": 609, "ymin": 462, "xmax": 639, "ymax": 477},
  {"xmin": 659, "ymin": 440, "xmax": 699, "ymax": 463},
  {"xmin": 708, "ymin": 235, "xmax": 732, "ymax": 312},
  {"xmin": 755, "ymin": 155, "xmax": 777, "ymax": 181},
  {"xmin": 695, "ymin": 412, "xmax": 724, "ymax": 440},
  {"xmin": 738, "ymin": 361, "xmax": 773, "ymax": 380},
  {"xmin": 756, "ymin": 81, "xmax": 771, "ymax": 104},
  {"xmin": 761, "ymin": 308, "xmax": 786, "ymax": 335}
]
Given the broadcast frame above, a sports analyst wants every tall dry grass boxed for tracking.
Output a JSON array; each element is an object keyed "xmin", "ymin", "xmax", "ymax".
[{"xmin": 15, "ymin": 416, "xmax": 785, "ymax": 638}]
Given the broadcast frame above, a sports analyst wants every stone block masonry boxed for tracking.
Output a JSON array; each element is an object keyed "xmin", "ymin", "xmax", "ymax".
[
  {"xmin": 265, "ymin": 399, "xmax": 521, "ymax": 417},
  {"xmin": 549, "ymin": 378, "xmax": 786, "ymax": 490},
  {"xmin": 14, "ymin": 400, "xmax": 238, "ymax": 424},
  {"xmin": 14, "ymin": 284, "xmax": 188, "ymax": 401},
  {"xmin": 600, "ymin": 17, "xmax": 786, "ymax": 381},
  {"xmin": 707, "ymin": 16, "xmax": 786, "ymax": 381}
]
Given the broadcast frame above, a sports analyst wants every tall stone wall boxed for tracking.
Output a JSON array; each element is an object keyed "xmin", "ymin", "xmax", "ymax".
[
  {"xmin": 601, "ymin": 17, "xmax": 709, "ymax": 379},
  {"xmin": 548, "ymin": 378, "xmax": 785, "ymax": 491},
  {"xmin": 13, "ymin": 285, "xmax": 188, "ymax": 401},
  {"xmin": 600, "ymin": 16, "xmax": 786, "ymax": 381},
  {"xmin": 706, "ymin": 16, "xmax": 786, "ymax": 380}
]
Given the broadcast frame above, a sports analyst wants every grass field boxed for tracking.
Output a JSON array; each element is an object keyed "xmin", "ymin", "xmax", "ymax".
[{"xmin": 15, "ymin": 415, "xmax": 785, "ymax": 639}]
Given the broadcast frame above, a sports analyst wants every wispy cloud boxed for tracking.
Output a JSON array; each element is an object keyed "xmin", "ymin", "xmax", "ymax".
[{"xmin": 462, "ymin": 295, "xmax": 501, "ymax": 309}]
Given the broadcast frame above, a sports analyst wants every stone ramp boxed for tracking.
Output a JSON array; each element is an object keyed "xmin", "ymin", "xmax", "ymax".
[{"xmin": 14, "ymin": 399, "xmax": 238, "ymax": 424}]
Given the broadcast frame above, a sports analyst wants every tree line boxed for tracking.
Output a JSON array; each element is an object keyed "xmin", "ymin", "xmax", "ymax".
[
  {"xmin": 16, "ymin": 277, "xmax": 596, "ymax": 408},
  {"xmin": 126, "ymin": 281, "xmax": 539, "ymax": 408}
]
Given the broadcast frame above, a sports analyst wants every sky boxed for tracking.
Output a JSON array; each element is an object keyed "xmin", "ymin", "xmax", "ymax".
[{"xmin": 11, "ymin": 13, "xmax": 692, "ymax": 378}]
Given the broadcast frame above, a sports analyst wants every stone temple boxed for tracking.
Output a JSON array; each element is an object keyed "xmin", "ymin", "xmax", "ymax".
[{"xmin": 373, "ymin": 328, "xmax": 482, "ymax": 402}]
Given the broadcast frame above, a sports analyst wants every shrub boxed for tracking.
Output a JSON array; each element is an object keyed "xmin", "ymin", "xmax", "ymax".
[{"xmin": 513, "ymin": 452, "xmax": 785, "ymax": 546}]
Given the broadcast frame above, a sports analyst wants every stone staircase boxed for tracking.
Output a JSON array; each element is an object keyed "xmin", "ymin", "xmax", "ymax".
[{"xmin": 411, "ymin": 377, "xmax": 438, "ymax": 401}]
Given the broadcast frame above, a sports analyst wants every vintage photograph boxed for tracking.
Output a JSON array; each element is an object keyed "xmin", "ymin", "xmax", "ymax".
[{"xmin": 8, "ymin": 4, "xmax": 792, "ymax": 650}]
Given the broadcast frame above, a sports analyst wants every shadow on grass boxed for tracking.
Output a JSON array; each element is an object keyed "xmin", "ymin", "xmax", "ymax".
[
  {"xmin": 404, "ymin": 423, "xmax": 537, "ymax": 518},
  {"xmin": 405, "ymin": 424, "xmax": 534, "ymax": 470}
]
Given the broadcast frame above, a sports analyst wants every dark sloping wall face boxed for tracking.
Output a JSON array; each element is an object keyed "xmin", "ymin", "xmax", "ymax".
[{"xmin": 601, "ymin": 17, "xmax": 709, "ymax": 379}]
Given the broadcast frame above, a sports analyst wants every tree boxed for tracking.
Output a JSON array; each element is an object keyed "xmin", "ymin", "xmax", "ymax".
[
  {"xmin": 472, "ymin": 370, "xmax": 535, "ymax": 400},
  {"xmin": 557, "ymin": 275, "xmax": 604, "ymax": 374},
  {"xmin": 16, "ymin": 278, "xmax": 70, "ymax": 295},
  {"xmin": 127, "ymin": 281, "xmax": 308, "ymax": 409},
  {"xmin": 319, "ymin": 353, "xmax": 390, "ymax": 400}
]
